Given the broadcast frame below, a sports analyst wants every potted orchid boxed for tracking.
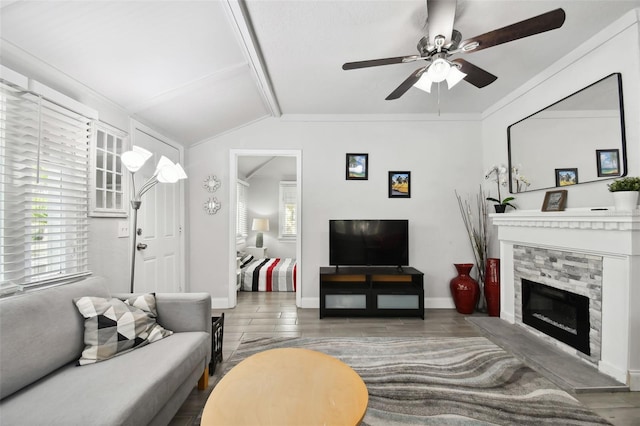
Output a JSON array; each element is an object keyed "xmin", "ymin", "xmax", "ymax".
[{"xmin": 485, "ymin": 164, "xmax": 515, "ymax": 213}]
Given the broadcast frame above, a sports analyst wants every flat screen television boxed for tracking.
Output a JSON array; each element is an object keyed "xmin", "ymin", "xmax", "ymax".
[{"xmin": 329, "ymin": 219, "xmax": 409, "ymax": 267}]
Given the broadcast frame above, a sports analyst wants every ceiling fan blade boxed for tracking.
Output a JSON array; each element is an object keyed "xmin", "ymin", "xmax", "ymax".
[
  {"xmin": 451, "ymin": 59, "xmax": 497, "ymax": 88},
  {"xmin": 459, "ymin": 8, "xmax": 565, "ymax": 53},
  {"xmin": 342, "ymin": 55, "xmax": 420, "ymax": 70},
  {"xmin": 426, "ymin": 0, "xmax": 457, "ymax": 45},
  {"xmin": 386, "ymin": 67, "xmax": 425, "ymax": 100}
]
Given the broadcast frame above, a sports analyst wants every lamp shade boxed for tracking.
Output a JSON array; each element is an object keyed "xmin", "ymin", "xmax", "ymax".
[
  {"xmin": 155, "ymin": 156, "xmax": 188, "ymax": 183},
  {"xmin": 426, "ymin": 58, "xmax": 451, "ymax": 83},
  {"xmin": 446, "ymin": 66, "xmax": 467, "ymax": 89},
  {"xmin": 121, "ymin": 146, "xmax": 152, "ymax": 172},
  {"xmin": 252, "ymin": 218, "xmax": 270, "ymax": 232},
  {"xmin": 414, "ymin": 73, "xmax": 433, "ymax": 93}
]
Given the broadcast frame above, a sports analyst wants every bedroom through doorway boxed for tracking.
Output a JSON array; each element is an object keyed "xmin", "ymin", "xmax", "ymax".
[{"xmin": 229, "ymin": 150, "xmax": 301, "ymax": 309}]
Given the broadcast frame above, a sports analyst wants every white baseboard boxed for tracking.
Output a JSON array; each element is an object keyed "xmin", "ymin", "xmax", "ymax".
[
  {"xmin": 628, "ymin": 370, "xmax": 640, "ymax": 391},
  {"xmin": 425, "ymin": 297, "xmax": 455, "ymax": 309},
  {"xmin": 501, "ymin": 311, "xmax": 515, "ymax": 324},
  {"xmin": 219, "ymin": 294, "xmax": 458, "ymax": 312},
  {"xmin": 299, "ymin": 296, "xmax": 319, "ymax": 309},
  {"xmin": 298, "ymin": 297, "xmax": 455, "ymax": 310},
  {"xmin": 598, "ymin": 360, "xmax": 628, "ymax": 385},
  {"xmin": 210, "ymin": 297, "xmax": 230, "ymax": 309}
]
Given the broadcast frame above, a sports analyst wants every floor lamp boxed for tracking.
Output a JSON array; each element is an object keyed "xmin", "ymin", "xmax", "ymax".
[{"xmin": 121, "ymin": 146, "xmax": 187, "ymax": 293}]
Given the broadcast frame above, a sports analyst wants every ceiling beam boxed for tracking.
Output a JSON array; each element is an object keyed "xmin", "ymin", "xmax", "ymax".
[{"xmin": 223, "ymin": 0, "xmax": 281, "ymax": 117}]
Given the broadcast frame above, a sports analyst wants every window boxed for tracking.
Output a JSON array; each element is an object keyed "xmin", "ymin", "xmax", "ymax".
[
  {"xmin": 279, "ymin": 181, "xmax": 297, "ymax": 239},
  {"xmin": 90, "ymin": 122, "xmax": 128, "ymax": 217},
  {"xmin": 0, "ymin": 79, "xmax": 92, "ymax": 293},
  {"xmin": 236, "ymin": 179, "xmax": 249, "ymax": 238}
]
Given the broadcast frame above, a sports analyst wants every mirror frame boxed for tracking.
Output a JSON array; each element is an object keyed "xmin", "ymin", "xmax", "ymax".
[{"xmin": 507, "ymin": 73, "xmax": 627, "ymax": 193}]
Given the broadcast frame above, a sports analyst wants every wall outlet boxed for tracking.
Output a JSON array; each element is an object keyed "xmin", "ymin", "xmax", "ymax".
[{"xmin": 117, "ymin": 220, "xmax": 129, "ymax": 238}]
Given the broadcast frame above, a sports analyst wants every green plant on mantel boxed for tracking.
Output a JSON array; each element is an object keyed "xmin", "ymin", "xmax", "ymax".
[{"xmin": 607, "ymin": 176, "xmax": 640, "ymax": 192}]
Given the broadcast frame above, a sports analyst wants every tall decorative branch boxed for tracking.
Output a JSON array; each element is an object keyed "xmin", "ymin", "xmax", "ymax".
[{"xmin": 455, "ymin": 186, "xmax": 490, "ymax": 299}]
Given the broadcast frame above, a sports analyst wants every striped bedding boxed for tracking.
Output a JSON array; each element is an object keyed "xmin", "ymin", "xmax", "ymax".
[{"xmin": 239, "ymin": 258, "xmax": 297, "ymax": 292}]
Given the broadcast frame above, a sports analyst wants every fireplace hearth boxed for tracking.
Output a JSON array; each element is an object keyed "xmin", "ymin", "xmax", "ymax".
[{"xmin": 522, "ymin": 279, "xmax": 590, "ymax": 355}]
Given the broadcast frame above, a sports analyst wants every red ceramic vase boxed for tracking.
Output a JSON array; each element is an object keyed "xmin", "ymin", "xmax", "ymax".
[
  {"xmin": 450, "ymin": 263, "xmax": 479, "ymax": 315},
  {"xmin": 484, "ymin": 258, "xmax": 501, "ymax": 317}
]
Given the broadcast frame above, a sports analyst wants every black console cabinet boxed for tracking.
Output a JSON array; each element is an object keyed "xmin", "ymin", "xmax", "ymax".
[{"xmin": 319, "ymin": 266, "xmax": 424, "ymax": 319}]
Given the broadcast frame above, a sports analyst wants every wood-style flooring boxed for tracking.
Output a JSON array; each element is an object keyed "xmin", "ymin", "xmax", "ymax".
[{"xmin": 169, "ymin": 292, "xmax": 640, "ymax": 426}]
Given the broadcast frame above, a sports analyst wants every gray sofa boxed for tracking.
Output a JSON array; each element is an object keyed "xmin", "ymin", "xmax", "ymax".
[{"xmin": 0, "ymin": 276, "xmax": 211, "ymax": 426}]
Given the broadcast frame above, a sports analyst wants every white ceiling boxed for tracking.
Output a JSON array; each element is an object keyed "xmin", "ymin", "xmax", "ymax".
[{"xmin": 1, "ymin": 1, "xmax": 639, "ymax": 147}]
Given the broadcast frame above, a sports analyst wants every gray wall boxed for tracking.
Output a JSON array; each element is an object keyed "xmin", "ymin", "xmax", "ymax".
[{"xmin": 187, "ymin": 118, "xmax": 483, "ymax": 308}]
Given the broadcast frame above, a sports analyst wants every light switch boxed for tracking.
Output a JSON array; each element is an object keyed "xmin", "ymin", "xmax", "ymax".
[{"xmin": 118, "ymin": 220, "xmax": 129, "ymax": 238}]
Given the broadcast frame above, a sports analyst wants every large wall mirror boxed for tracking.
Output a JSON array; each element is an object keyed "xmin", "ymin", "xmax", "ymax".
[{"xmin": 508, "ymin": 73, "xmax": 626, "ymax": 193}]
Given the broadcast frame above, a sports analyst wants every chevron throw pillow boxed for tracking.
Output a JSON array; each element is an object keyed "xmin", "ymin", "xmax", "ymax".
[{"xmin": 74, "ymin": 293, "xmax": 172, "ymax": 365}]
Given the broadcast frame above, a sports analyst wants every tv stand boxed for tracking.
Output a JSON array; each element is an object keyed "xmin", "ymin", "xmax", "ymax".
[{"xmin": 319, "ymin": 266, "xmax": 424, "ymax": 319}]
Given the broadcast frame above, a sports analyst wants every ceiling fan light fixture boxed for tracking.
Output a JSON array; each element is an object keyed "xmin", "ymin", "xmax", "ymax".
[
  {"xmin": 446, "ymin": 66, "xmax": 467, "ymax": 89},
  {"xmin": 413, "ymin": 73, "xmax": 433, "ymax": 93},
  {"xmin": 426, "ymin": 58, "xmax": 451, "ymax": 83}
]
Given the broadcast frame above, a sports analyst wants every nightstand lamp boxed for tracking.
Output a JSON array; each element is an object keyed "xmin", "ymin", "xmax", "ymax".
[{"xmin": 252, "ymin": 218, "xmax": 269, "ymax": 248}]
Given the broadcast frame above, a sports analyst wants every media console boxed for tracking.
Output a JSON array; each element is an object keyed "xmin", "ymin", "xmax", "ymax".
[{"xmin": 319, "ymin": 266, "xmax": 424, "ymax": 319}]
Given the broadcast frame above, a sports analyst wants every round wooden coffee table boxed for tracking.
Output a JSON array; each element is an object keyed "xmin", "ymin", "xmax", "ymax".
[{"xmin": 201, "ymin": 347, "xmax": 368, "ymax": 426}]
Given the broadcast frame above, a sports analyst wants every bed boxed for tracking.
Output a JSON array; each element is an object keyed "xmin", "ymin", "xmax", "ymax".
[{"xmin": 239, "ymin": 257, "xmax": 297, "ymax": 292}]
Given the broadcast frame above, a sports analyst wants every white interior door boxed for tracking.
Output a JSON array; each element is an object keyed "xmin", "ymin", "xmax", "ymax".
[{"xmin": 132, "ymin": 126, "xmax": 183, "ymax": 293}]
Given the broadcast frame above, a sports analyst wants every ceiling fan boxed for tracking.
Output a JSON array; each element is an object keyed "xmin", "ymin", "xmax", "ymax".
[{"xmin": 342, "ymin": 0, "xmax": 566, "ymax": 100}]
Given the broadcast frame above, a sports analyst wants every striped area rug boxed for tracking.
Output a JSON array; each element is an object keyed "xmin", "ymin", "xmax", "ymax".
[{"xmin": 218, "ymin": 337, "xmax": 610, "ymax": 425}]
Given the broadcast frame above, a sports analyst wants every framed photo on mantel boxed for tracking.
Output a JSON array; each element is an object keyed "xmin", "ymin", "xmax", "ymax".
[{"xmin": 541, "ymin": 189, "xmax": 567, "ymax": 212}]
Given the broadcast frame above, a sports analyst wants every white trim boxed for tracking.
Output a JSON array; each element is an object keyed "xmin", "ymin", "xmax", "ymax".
[
  {"xmin": 280, "ymin": 113, "xmax": 481, "ymax": 122},
  {"xmin": 229, "ymin": 149, "xmax": 302, "ymax": 308},
  {"xmin": 629, "ymin": 370, "xmax": 640, "ymax": 391},
  {"xmin": 211, "ymin": 297, "xmax": 231, "ymax": 310},
  {"xmin": 0, "ymin": 64, "xmax": 28, "ymax": 87},
  {"xmin": 425, "ymin": 297, "xmax": 456, "ymax": 309},
  {"xmin": 89, "ymin": 122, "xmax": 130, "ymax": 218},
  {"xmin": 299, "ymin": 297, "xmax": 319, "ymax": 309}
]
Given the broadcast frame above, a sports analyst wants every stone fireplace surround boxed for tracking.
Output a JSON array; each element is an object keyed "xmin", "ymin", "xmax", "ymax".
[{"xmin": 491, "ymin": 209, "xmax": 640, "ymax": 391}]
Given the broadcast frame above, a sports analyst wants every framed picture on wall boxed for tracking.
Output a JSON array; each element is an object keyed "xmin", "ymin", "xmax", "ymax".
[
  {"xmin": 388, "ymin": 171, "xmax": 410, "ymax": 198},
  {"xmin": 346, "ymin": 153, "xmax": 368, "ymax": 180},
  {"xmin": 555, "ymin": 168, "xmax": 578, "ymax": 187},
  {"xmin": 541, "ymin": 189, "xmax": 567, "ymax": 212},
  {"xmin": 596, "ymin": 149, "xmax": 620, "ymax": 177}
]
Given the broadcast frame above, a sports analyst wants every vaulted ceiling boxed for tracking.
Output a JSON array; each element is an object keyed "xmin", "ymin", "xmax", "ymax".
[{"xmin": 1, "ymin": 1, "xmax": 639, "ymax": 147}]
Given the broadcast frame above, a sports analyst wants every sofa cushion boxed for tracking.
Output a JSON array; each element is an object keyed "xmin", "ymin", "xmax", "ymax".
[
  {"xmin": 0, "ymin": 332, "xmax": 209, "ymax": 426},
  {"xmin": 74, "ymin": 294, "xmax": 173, "ymax": 365},
  {"xmin": 0, "ymin": 277, "xmax": 110, "ymax": 399}
]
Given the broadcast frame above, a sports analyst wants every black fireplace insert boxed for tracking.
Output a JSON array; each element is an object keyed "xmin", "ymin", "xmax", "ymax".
[{"xmin": 522, "ymin": 279, "xmax": 590, "ymax": 355}]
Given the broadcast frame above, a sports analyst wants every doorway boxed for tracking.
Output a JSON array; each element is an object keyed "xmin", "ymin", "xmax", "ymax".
[
  {"xmin": 228, "ymin": 149, "xmax": 302, "ymax": 308},
  {"xmin": 130, "ymin": 121, "xmax": 185, "ymax": 293}
]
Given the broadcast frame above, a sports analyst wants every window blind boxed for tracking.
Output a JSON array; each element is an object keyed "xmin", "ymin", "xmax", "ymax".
[
  {"xmin": 279, "ymin": 181, "xmax": 297, "ymax": 238},
  {"xmin": 236, "ymin": 179, "xmax": 249, "ymax": 238},
  {"xmin": 0, "ymin": 80, "xmax": 91, "ymax": 291}
]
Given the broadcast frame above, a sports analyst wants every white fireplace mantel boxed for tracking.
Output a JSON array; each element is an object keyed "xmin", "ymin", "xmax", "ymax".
[
  {"xmin": 491, "ymin": 209, "xmax": 640, "ymax": 390},
  {"xmin": 491, "ymin": 209, "xmax": 640, "ymax": 232}
]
